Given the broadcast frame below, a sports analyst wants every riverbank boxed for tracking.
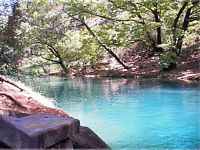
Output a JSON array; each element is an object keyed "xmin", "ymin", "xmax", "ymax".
[{"xmin": 70, "ymin": 42, "xmax": 200, "ymax": 82}]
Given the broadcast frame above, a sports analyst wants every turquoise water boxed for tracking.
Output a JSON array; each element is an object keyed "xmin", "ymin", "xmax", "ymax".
[{"xmin": 29, "ymin": 78, "xmax": 200, "ymax": 149}]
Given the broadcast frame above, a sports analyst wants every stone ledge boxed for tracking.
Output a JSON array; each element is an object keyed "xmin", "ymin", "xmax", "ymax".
[{"xmin": 0, "ymin": 114, "xmax": 80, "ymax": 148}]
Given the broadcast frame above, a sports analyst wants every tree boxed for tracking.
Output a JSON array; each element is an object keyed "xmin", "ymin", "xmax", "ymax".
[
  {"xmin": 2, "ymin": 0, "xmax": 199, "ymax": 75},
  {"xmin": 172, "ymin": 0, "xmax": 199, "ymax": 56},
  {"xmin": 160, "ymin": 0, "xmax": 200, "ymax": 69},
  {"xmin": 19, "ymin": 1, "xmax": 81, "ymax": 74},
  {"xmin": 64, "ymin": 0, "xmax": 199, "ymax": 70},
  {"xmin": 0, "ymin": 0, "xmax": 23, "ymax": 75},
  {"xmin": 60, "ymin": 0, "xmax": 130, "ymax": 69}
]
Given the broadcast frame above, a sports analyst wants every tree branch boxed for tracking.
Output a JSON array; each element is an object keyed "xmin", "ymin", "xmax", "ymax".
[
  {"xmin": 76, "ymin": 17, "xmax": 129, "ymax": 69},
  {"xmin": 48, "ymin": 46, "xmax": 59, "ymax": 58},
  {"xmin": 72, "ymin": 5, "xmax": 140, "ymax": 23},
  {"xmin": 173, "ymin": 1, "xmax": 188, "ymax": 29},
  {"xmin": 114, "ymin": 1, "xmax": 160, "ymax": 53},
  {"xmin": 47, "ymin": 44, "xmax": 60, "ymax": 57},
  {"xmin": 0, "ymin": 76, "xmax": 24, "ymax": 91}
]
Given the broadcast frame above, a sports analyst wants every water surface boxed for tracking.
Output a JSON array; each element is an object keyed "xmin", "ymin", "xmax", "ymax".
[{"xmin": 27, "ymin": 78, "xmax": 200, "ymax": 149}]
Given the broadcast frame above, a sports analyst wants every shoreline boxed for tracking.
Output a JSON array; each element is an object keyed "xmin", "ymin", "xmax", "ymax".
[{"xmin": 54, "ymin": 70, "xmax": 200, "ymax": 83}]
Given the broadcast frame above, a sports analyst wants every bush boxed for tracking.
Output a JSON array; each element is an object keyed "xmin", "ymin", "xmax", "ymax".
[{"xmin": 158, "ymin": 52, "xmax": 177, "ymax": 71}]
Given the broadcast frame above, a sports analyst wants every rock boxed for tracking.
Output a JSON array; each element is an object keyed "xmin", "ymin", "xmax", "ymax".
[
  {"xmin": 73, "ymin": 126, "xmax": 111, "ymax": 149},
  {"xmin": 177, "ymin": 73, "xmax": 200, "ymax": 81},
  {"xmin": 0, "ymin": 114, "xmax": 80, "ymax": 148},
  {"xmin": 0, "ymin": 141, "xmax": 10, "ymax": 148}
]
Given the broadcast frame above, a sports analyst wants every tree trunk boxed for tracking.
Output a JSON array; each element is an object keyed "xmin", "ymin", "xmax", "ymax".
[
  {"xmin": 176, "ymin": 7, "xmax": 192, "ymax": 56},
  {"xmin": 59, "ymin": 60, "xmax": 69, "ymax": 75},
  {"xmin": 171, "ymin": 1, "xmax": 189, "ymax": 55},
  {"xmin": 153, "ymin": 8, "xmax": 163, "ymax": 53},
  {"xmin": 146, "ymin": 32, "xmax": 160, "ymax": 54},
  {"xmin": 80, "ymin": 19, "xmax": 130, "ymax": 69},
  {"xmin": 165, "ymin": 3, "xmax": 195, "ymax": 71},
  {"xmin": 47, "ymin": 45, "xmax": 69, "ymax": 74}
]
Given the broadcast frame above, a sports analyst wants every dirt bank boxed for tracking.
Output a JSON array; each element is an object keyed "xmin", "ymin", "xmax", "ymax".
[
  {"xmin": 0, "ymin": 76, "xmax": 67, "ymax": 117},
  {"xmin": 73, "ymin": 42, "xmax": 200, "ymax": 81}
]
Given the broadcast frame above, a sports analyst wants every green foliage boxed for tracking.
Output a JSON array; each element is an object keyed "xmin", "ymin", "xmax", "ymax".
[
  {"xmin": 19, "ymin": 0, "xmax": 102, "ymax": 74},
  {"xmin": 158, "ymin": 52, "xmax": 177, "ymax": 70},
  {"xmin": 64, "ymin": 0, "xmax": 199, "ymax": 53},
  {"xmin": 1, "ymin": 0, "xmax": 199, "ymax": 75},
  {"xmin": 0, "ymin": 1, "xmax": 23, "ymax": 75}
]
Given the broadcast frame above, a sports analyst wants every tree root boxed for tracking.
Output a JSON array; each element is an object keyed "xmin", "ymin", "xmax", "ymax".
[
  {"xmin": 0, "ymin": 92, "xmax": 27, "ymax": 109},
  {"xmin": 0, "ymin": 76, "xmax": 67, "ymax": 117},
  {"xmin": 0, "ymin": 76, "xmax": 25, "ymax": 91}
]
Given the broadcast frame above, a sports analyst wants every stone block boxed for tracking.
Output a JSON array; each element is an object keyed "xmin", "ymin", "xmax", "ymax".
[{"xmin": 0, "ymin": 114, "xmax": 80, "ymax": 148}]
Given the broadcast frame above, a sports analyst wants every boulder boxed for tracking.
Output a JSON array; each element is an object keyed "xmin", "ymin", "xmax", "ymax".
[{"xmin": 73, "ymin": 126, "xmax": 111, "ymax": 149}]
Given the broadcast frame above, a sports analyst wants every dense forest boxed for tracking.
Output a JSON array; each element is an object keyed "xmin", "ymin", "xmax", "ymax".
[{"xmin": 0, "ymin": 0, "xmax": 199, "ymax": 77}]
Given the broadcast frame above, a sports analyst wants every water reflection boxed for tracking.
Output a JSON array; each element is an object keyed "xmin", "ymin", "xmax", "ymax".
[{"xmin": 24, "ymin": 77, "xmax": 200, "ymax": 105}]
